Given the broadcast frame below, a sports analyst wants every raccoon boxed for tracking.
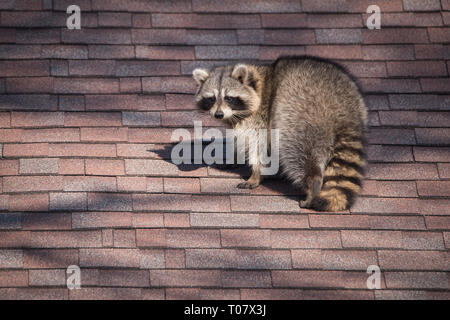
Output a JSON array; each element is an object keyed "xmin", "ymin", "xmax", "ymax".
[{"xmin": 192, "ymin": 56, "xmax": 367, "ymax": 211}]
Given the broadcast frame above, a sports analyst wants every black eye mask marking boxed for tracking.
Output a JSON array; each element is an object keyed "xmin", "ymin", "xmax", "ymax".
[
  {"xmin": 247, "ymin": 71, "xmax": 257, "ymax": 90},
  {"xmin": 197, "ymin": 96, "xmax": 216, "ymax": 110},
  {"xmin": 224, "ymin": 96, "xmax": 247, "ymax": 110}
]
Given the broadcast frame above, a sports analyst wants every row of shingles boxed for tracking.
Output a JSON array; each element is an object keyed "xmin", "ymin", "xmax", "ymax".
[
  {"xmin": 188, "ymin": 0, "xmax": 448, "ymax": 15},
  {"xmin": 0, "ymin": 286, "xmax": 443, "ymax": 300},
  {"xmin": 11, "ymin": 0, "xmax": 406, "ymax": 13},
  {"xmin": 0, "ymin": 286, "xmax": 233, "ymax": 300},
  {"xmin": 0, "ymin": 286, "xmax": 428, "ymax": 300},
  {"xmin": 2, "ymin": 287, "xmax": 255, "ymax": 300}
]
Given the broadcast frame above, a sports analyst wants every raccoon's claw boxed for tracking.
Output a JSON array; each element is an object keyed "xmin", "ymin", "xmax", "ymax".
[{"xmin": 237, "ymin": 181, "xmax": 259, "ymax": 189}]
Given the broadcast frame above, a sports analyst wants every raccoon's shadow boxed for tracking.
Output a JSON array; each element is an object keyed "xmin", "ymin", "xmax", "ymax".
[{"xmin": 149, "ymin": 139, "xmax": 305, "ymax": 201}]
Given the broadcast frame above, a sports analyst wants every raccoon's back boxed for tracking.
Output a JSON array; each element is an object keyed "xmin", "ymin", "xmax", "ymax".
[{"xmin": 270, "ymin": 56, "xmax": 366, "ymax": 130}]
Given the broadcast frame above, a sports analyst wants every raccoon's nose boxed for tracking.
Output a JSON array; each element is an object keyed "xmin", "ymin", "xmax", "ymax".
[{"xmin": 214, "ymin": 111, "xmax": 224, "ymax": 119}]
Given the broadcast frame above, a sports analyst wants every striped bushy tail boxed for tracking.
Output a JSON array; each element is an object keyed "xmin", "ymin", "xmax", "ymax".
[{"xmin": 310, "ymin": 132, "xmax": 365, "ymax": 211}]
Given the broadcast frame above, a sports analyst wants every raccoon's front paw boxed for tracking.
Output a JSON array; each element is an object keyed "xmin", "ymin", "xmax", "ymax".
[
  {"xmin": 237, "ymin": 181, "xmax": 259, "ymax": 189},
  {"xmin": 299, "ymin": 199, "xmax": 311, "ymax": 208}
]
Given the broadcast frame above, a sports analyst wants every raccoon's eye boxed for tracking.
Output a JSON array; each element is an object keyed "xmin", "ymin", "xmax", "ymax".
[
  {"xmin": 205, "ymin": 96, "xmax": 216, "ymax": 103},
  {"xmin": 197, "ymin": 96, "xmax": 216, "ymax": 110},
  {"xmin": 224, "ymin": 96, "xmax": 246, "ymax": 110},
  {"xmin": 224, "ymin": 96, "xmax": 238, "ymax": 104}
]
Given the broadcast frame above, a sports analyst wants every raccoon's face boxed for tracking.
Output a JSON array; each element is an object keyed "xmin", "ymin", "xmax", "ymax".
[{"xmin": 192, "ymin": 64, "xmax": 260, "ymax": 123}]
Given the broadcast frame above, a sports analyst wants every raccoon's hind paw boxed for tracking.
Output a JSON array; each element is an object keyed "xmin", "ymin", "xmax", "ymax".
[{"xmin": 237, "ymin": 181, "xmax": 259, "ymax": 189}]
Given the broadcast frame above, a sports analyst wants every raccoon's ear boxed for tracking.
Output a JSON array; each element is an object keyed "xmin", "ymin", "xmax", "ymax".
[
  {"xmin": 192, "ymin": 68, "xmax": 209, "ymax": 85},
  {"xmin": 231, "ymin": 64, "xmax": 249, "ymax": 84}
]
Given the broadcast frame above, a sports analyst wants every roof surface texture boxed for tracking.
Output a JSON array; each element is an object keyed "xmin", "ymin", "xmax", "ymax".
[{"xmin": 0, "ymin": 0, "xmax": 449, "ymax": 300}]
